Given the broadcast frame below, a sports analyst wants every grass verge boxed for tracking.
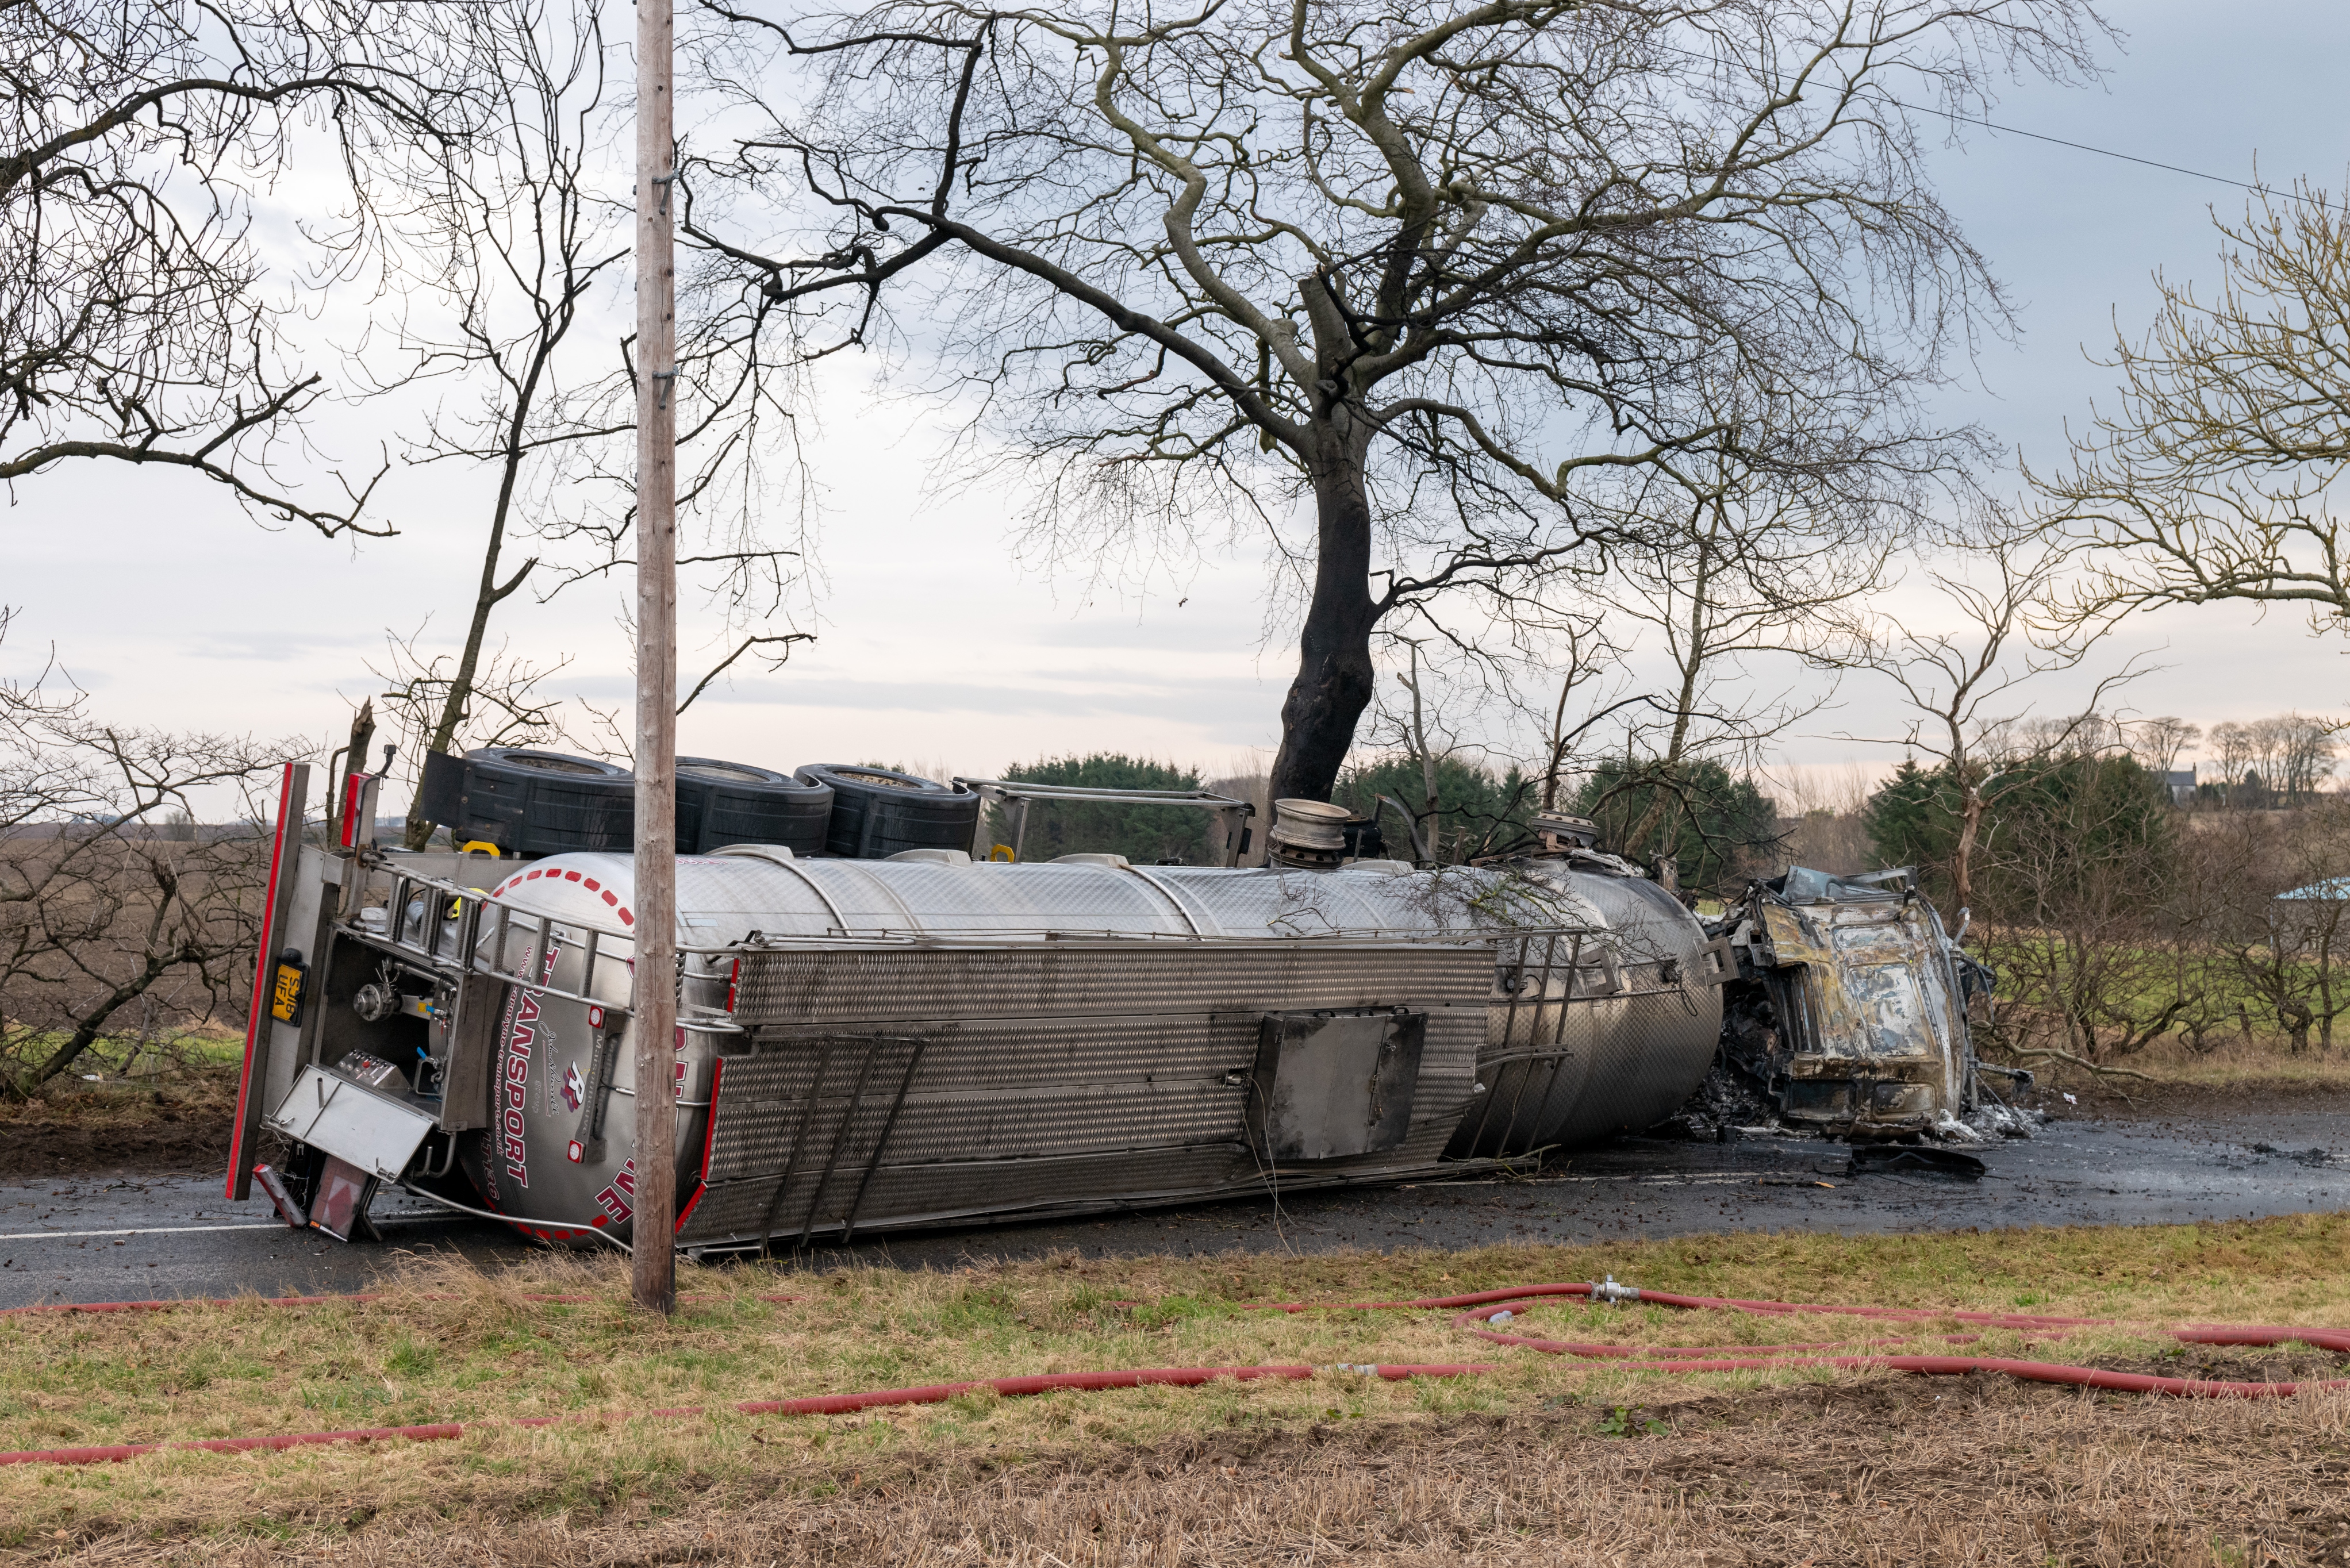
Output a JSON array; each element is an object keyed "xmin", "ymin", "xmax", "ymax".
[{"xmin": 2, "ymin": 1215, "xmax": 2347, "ymax": 1561}]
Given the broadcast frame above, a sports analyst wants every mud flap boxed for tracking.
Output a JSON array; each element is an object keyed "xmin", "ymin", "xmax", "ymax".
[
  {"xmin": 307, "ymin": 1156, "xmax": 383, "ymax": 1241},
  {"xmin": 252, "ymin": 1163, "xmax": 309, "ymax": 1229}
]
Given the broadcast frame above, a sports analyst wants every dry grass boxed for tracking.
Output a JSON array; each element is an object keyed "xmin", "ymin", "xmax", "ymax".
[
  {"xmin": 1, "ymin": 1215, "xmax": 2347, "ymax": 1561},
  {"xmin": 2099, "ymin": 1034, "xmax": 2350, "ymax": 1092},
  {"xmin": 2006, "ymin": 1031, "xmax": 2350, "ymax": 1108},
  {"xmin": 26, "ymin": 1373, "xmax": 2350, "ymax": 1566}
]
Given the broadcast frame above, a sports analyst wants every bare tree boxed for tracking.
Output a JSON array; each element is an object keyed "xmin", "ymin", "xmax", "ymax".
[
  {"xmin": 1530, "ymin": 617, "xmax": 1630, "ymax": 813},
  {"xmin": 1975, "ymin": 744, "xmax": 2186, "ymax": 1070},
  {"xmin": 2039, "ymin": 183, "xmax": 2350, "ymax": 637},
  {"xmin": 2259, "ymin": 713, "xmax": 2342, "ymax": 805},
  {"xmin": 1, "ymin": 624, "xmax": 299, "ymax": 1093},
  {"xmin": 2201, "ymin": 712, "xmax": 2344, "ymax": 810},
  {"xmin": 1849, "ymin": 527, "xmax": 2140, "ymax": 914},
  {"xmin": 370, "ymin": 627, "xmax": 579, "ymax": 788},
  {"xmin": 2128, "ymin": 715, "xmax": 2200, "ymax": 785},
  {"xmin": 684, "ymin": 0, "xmax": 2100, "ymax": 800},
  {"xmin": 2209, "ymin": 796, "xmax": 2350, "ymax": 1054},
  {"xmin": 1, "ymin": 0, "xmax": 469, "ymax": 532},
  {"xmin": 378, "ymin": 0, "xmax": 629, "ymax": 844},
  {"xmin": 362, "ymin": 0, "xmax": 815, "ymax": 841},
  {"xmin": 1585, "ymin": 408, "xmax": 1905, "ymax": 859},
  {"xmin": 1760, "ymin": 762, "xmax": 1878, "ymax": 873},
  {"xmin": 1384, "ymin": 640, "xmax": 1449, "ymax": 856},
  {"xmin": 2209, "ymin": 718, "xmax": 2257, "ymax": 806}
]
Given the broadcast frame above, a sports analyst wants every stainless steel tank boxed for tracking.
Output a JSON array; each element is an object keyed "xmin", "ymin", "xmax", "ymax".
[
  {"xmin": 1448, "ymin": 873, "xmax": 1725, "ymax": 1157},
  {"xmin": 450, "ymin": 850, "xmax": 1721, "ymax": 1247}
]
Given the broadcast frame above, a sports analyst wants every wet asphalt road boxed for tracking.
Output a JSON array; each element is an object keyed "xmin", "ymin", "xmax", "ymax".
[{"xmin": 3, "ymin": 1107, "xmax": 2343, "ymax": 1308}]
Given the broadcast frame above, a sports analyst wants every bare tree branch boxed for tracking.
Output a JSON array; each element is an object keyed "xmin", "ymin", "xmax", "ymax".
[
  {"xmin": 676, "ymin": 631, "xmax": 816, "ymax": 714},
  {"xmin": 1, "ymin": 0, "xmax": 475, "ymax": 534},
  {"xmin": 682, "ymin": 0, "xmax": 2101, "ymax": 798}
]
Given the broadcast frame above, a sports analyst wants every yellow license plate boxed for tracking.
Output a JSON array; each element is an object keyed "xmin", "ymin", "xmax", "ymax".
[{"xmin": 270, "ymin": 962, "xmax": 305, "ymax": 1024}]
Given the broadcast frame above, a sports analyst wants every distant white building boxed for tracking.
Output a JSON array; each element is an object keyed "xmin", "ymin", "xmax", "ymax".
[
  {"xmin": 2163, "ymin": 767, "xmax": 2197, "ymax": 805},
  {"xmin": 2272, "ymin": 877, "xmax": 2350, "ymax": 955}
]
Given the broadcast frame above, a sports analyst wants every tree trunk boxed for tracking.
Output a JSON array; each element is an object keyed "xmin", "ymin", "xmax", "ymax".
[
  {"xmin": 1952, "ymin": 774, "xmax": 1985, "ymax": 913},
  {"xmin": 24, "ymin": 949, "xmax": 182, "ymax": 1090},
  {"xmin": 1397, "ymin": 641, "xmax": 1443, "ymax": 859},
  {"xmin": 1539, "ymin": 672, "xmax": 1575, "ymax": 811},
  {"xmin": 1622, "ymin": 524, "xmax": 1712, "ymax": 857},
  {"xmin": 401, "ymin": 432, "xmax": 535, "ymax": 849},
  {"xmin": 1268, "ymin": 427, "xmax": 1378, "ymax": 803}
]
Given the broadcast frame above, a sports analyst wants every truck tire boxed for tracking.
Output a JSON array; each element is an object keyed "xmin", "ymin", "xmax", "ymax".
[
  {"xmin": 795, "ymin": 764, "xmax": 982, "ymax": 859},
  {"xmin": 677, "ymin": 757, "xmax": 833, "ymax": 855},
  {"xmin": 457, "ymin": 747, "xmax": 634, "ymax": 855}
]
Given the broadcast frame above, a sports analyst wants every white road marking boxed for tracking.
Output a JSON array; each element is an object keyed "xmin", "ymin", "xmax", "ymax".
[
  {"xmin": 0, "ymin": 1215, "xmax": 450, "ymax": 1243},
  {"xmin": 1539, "ymin": 1172, "xmax": 1797, "ymax": 1185}
]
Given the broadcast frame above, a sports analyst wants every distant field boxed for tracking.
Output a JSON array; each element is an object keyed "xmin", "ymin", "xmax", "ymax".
[{"xmin": 0, "ymin": 1032, "xmax": 241, "ymax": 1178}]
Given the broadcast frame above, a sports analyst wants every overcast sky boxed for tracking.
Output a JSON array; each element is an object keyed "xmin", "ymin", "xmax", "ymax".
[{"xmin": 13, "ymin": 0, "xmax": 2350, "ymax": 800}]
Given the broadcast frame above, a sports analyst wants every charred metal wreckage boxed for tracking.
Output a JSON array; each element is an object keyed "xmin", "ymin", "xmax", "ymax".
[
  {"xmin": 225, "ymin": 752, "xmax": 1998, "ymax": 1252},
  {"xmin": 1706, "ymin": 867, "xmax": 2019, "ymax": 1147}
]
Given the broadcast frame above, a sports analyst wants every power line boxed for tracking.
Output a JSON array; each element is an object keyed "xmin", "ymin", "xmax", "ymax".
[
  {"xmin": 1638, "ymin": 34, "xmax": 2301, "ymax": 206},
  {"xmin": 1923, "ymin": 103, "xmax": 2284, "ymax": 203}
]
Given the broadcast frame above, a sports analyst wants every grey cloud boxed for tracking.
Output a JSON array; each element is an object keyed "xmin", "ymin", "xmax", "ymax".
[{"xmin": 681, "ymin": 671, "xmax": 1276, "ymax": 728}]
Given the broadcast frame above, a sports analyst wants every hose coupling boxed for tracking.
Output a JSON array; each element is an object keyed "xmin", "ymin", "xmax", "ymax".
[{"xmin": 1589, "ymin": 1274, "xmax": 1641, "ymax": 1306}]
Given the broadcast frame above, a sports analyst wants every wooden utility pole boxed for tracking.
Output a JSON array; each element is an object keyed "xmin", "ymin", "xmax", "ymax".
[{"xmin": 631, "ymin": 0, "xmax": 679, "ymax": 1315}]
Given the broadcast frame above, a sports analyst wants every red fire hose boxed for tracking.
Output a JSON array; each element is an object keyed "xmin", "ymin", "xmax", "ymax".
[
  {"xmin": 1449, "ymin": 1296, "xmax": 2350, "ymax": 1399},
  {"xmin": 1, "ymin": 1280, "xmax": 2340, "ymax": 1467},
  {"xmin": 0, "ymin": 1292, "xmax": 800, "ymax": 1319}
]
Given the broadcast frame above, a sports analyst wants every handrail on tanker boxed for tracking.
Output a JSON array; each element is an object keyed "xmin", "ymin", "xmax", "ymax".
[
  {"xmin": 952, "ymin": 777, "xmax": 1257, "ymax": 866},
  {"xmin": 335, "ymin": 852, "xmax": 1632, "ymax": 1033}
]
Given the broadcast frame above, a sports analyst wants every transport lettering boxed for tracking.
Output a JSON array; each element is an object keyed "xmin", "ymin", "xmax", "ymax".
[
  {"xmin": 498, "ymin": 944, "xmax": 562, "ymax": 1190},
  {"xmin": 593, "ymin": 1159, "xmax": 636, "ymax": 1226}
]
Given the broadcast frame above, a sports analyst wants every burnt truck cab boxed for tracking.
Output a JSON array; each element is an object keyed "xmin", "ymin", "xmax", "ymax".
[{"xmin": 1714, "ymin": 867, "xmax": 1997, "ymax": 1139}]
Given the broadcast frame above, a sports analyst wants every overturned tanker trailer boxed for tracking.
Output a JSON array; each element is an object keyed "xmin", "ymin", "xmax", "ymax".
[{"xmin": 228, "ymin": 773, "xmax": 1725, "ymax": 1252}]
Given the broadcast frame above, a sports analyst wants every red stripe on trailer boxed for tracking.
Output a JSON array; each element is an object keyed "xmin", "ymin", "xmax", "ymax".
[
  {"xmin": 673, "ymin": 1058, "xmax": 724, "ymax": 1235},
  {"xmin": 225, "ymin": 763, "xmax": 301, "ymax": 1201},
  {"xmin": 483, "ymin": 872, "xmax": 630, "ymax": 923},
  {"xmin": 698, "ymin": 1059, "xmax": 724, "ymax": 1181}
]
